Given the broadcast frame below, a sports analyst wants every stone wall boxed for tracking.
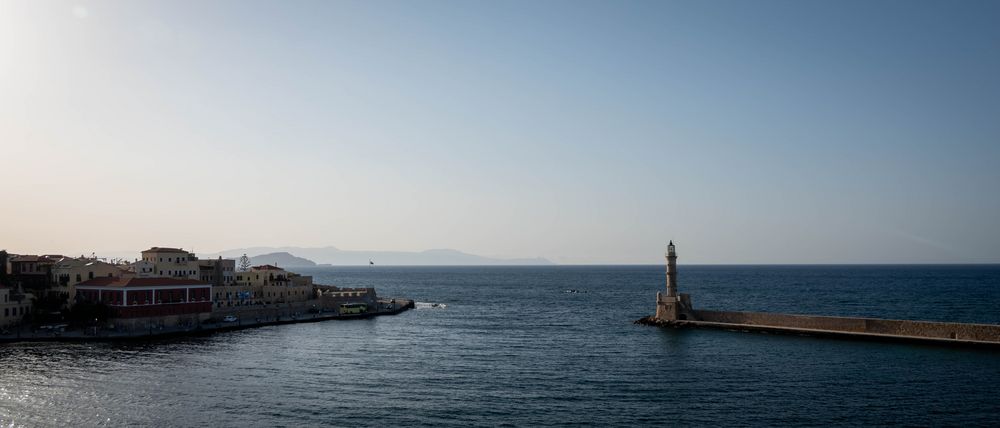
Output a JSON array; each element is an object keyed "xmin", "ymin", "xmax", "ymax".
[
  {"xmin": 863, "ymin": 318, "xmax": 1000, "ymax": 342},
  {"xmin": 212, "ymin": 300, "xmax": 320, "ymax": 321},
  {"xmin": 111, "ymin": 312, "xmax": 211, "ymax": 330},
  {"xmin": 693, "ymin": 310, "xmax": 1000, "ymax": 342},
  {"xmin": 695, "ymin": 310, "xmax": 867, "ymax": 332},
  {"xmin": 318, "ymin": 287, "xmax": 378, "ymax": 309}
]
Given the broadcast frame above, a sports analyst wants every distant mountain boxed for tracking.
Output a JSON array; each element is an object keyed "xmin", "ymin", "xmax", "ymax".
[
  {"xmin": 208, "ymin": 246, "xmax": 553, "ymax": 266},
  {"xmin": 246, "ymin": 252, "xmax": 317, "ymax": 268}
]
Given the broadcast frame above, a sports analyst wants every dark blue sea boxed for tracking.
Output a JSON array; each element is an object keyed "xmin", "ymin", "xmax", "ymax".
[{"xmin": 2, "ymin": 265, "xmax": 999, "ymax": 426}]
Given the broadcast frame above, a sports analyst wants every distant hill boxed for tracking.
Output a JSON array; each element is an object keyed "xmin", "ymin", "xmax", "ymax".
[
  {"xmin": 246, "ymin": 252, "xmax": 317, "ymax": 268},
  {"xmin": 210, "ymin": 246, "xmax": 553, "ymax": 266}
]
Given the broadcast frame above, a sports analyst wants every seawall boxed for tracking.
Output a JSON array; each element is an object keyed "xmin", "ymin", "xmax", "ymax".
[
  {"xmin": 637, "ymin": 310, "xmax": 1000, "ymax": 348},
  {"xmin": 0, "ymin": 299, "xmax": 414, "ymax": 344}
]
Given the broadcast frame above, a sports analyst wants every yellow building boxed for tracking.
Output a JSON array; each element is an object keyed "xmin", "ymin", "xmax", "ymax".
[
  {"xmin": 50, "ymin": 257, "xmax": 127, "ymax": 307},
  {"xmin": 215, "ymin": 265, "xmax": 314, "ymax": 308},
  {"xmin": 140, "ymin": 247, "xmax": 200, "ymax": 279}
]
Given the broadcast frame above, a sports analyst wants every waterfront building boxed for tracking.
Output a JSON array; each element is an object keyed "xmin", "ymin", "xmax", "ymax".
[
  {"xmin": 0, "ymin": 287, "xmax": 32, "ymax": 328},
  {"xmin": 8, "ymin": 255, "xmax": 60, "ymax": 292},
  {"xmin": 234, "ymin": 265, "xmax": 291, "ymax": 287},
  {"xmin": 51, "ymin": 257, "xmax": 127, "ymax": 306},
  {"xmin": 198, "ymin": 257, "xmax": 235, "ymax": 287},
  {"xmin": 215, "ymin": 265, "xmax": 313, "ymax": 307},
  {"xmin": 140, "ymin": 247, "xmax": 200, "ymax": 279},
  {"xmin": 75, "ymin": 277, "xmax": 213, "ymax": 328},
  {"xmin": 140, "ymin": 247, "xmax": 236, "ymax": 286},
  {"xmin": 125, "ymin": 260, "xmax": 157, "ymax": 277}
]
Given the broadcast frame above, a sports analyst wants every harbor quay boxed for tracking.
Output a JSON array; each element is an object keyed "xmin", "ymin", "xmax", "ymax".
[
  {"xmin": 638, "ymin": 242, "xmax": 1000, "ymax": 348},
  {"xmin": 0, "ymin": 298, "xmax": 415, "ymax": 343},
  {"xmin": 0, "ymin": 247, "xmax": 412, "ymax": 343}
]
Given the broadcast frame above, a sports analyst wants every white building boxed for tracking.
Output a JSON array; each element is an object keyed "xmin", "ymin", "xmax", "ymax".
[{"xmin": 125, "ymin": 260, "xmax": 157, "ymax": 278}]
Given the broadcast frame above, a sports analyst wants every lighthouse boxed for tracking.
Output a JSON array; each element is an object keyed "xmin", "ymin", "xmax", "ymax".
[
  {"xmin": 665, "ymin": 240, "xmax": 677, "ymax": 297},
  {"xmin": 656, "ymin": 240, "xmax": 690, "ymax": 322}
]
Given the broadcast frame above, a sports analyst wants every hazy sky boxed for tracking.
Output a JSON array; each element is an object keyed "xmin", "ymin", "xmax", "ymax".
[{"xmin": 2, "ymin": 0, "xmax": 999, "ymax": 264}]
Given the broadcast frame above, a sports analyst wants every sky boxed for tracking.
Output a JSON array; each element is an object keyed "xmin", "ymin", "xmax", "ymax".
[{"xmin": 1, "ymin": 0, "xmax": 999, "ymax": 264}]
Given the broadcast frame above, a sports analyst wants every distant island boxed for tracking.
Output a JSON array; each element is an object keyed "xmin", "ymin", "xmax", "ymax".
[
  {"xmin": 208, "ymin": 246, "xmax": 553, "ymax": 266},
  {"xmin": 247, "ymin": 252, "xmax": 317, "ymax": 268}
]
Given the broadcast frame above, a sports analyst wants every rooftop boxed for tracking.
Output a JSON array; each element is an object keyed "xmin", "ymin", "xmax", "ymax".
[
  {"xmin": 76, "ymin": 277, "xmax": 209, "ymax": 288},
  {"xmin": 10, "ymin": 255, "xmax": 58, "ymax": 263},
  {"xmin": 251, "ymin": 265, "xmax": 285, "ymax": 271},
  {"xmin": 141, "ymin": 247, "xmax": 187, "ymax": 253}
]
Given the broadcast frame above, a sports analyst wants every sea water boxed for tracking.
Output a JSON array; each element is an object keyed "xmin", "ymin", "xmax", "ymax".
[{"xmin": 2, "ymin": 265, "xmax": 999, "ymax": 426}]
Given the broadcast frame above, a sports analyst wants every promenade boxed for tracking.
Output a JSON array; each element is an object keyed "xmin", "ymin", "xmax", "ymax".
[{"xmin": 0, "ymin": 298, "xmax": 413, "ymax": 343}]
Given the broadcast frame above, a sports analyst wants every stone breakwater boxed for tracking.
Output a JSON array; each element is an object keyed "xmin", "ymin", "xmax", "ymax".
[
  {"xmin": 636, "ymin": 310, "xmax": 1000, "ymax": 348},
  {"xmin": 643, "ymin": 243, "xmax": 1000, "ymax": 348}
]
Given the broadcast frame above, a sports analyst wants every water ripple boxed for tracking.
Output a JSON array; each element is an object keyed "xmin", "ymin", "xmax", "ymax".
[{"xmin": 2, "ymin": 265, "xmax": 999, "ymax": 426}]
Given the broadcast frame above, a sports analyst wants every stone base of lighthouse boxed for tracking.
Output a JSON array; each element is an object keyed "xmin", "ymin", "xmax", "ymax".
[{"xmin": 655, "ymin": 292, "xmax": 694, "ymax": 322}]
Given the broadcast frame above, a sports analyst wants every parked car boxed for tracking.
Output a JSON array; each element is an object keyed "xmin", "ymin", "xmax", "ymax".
[{"xmin": 223, "ymin": 315, "xmax": 238, "ymax": 323}]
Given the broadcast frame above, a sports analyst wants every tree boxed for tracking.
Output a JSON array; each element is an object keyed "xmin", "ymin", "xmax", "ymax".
[
  {"xmin": 238, "ymin": 254, "xmax": 251, "ymax": 272},
  {"xmin": 27, "ymin": 293, "xmax": 70, "ymax": 326}
]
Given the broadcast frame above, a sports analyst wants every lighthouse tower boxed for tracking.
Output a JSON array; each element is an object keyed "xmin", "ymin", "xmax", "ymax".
[
  {"xmin": 665, "ymin": 240, "xmax": 678, "ymax": 297},
  {"xmin": 656, "ymin": 241, "xmax": 690, "ymax": 321}
]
